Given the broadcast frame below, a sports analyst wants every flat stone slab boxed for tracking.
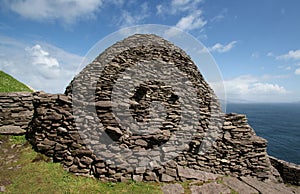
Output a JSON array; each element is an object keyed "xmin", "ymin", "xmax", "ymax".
[
  {"xmin": 189, "ymin": 182, "xmax": 231, "ymax": 194},
  {"xmin": 222, "ymin": 176, "xmax": 258, "ymax": 194},
  {"xmin": 240, "ymin": 176, "xmax": 295, "ymax": 194},
  {"xmin": 0, "ymin": 126, "xmax": 25, "ymax": 135},
  {"xmin": 161, "ymin": 183, "xmax": 185, "ymax": 194},
  {"xmin": 177, "ymin": 166, "xmax": 220, "ymax": 181}
]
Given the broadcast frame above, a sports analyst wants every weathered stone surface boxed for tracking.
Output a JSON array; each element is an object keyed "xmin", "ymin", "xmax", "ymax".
[
  {"xmin": 0, "ymin": 92, "xmax": 33, "ymax": 131},
  {"xmin": 240, "ymin": 176, "xmax": 295, "ymax": 194},
  {"xmin": 161, "ymin": 174, "xmax": 175, "ymax": 182},
  {"xmin": 177, "ymin": 166, "xmax": 220, "ymax": 181},
  {"xmin": 222, "ymin": 176, "xmax": 258, "ymax": 194},
  {"xmin": 161, "ymin": 183, "xmax": 184, "ymax": 194},
  {"xmin": 0, "ymin": 126, "xmax": 26, "ymax": 135},
  {"xmin": 189, "ymin": 182, "xmax": 231, "ymax": 194},
  {"xmin": 135, "ymin": 166, "xmax": 146, "ymax": 174},
  {"xmin": 132, "ymin": 175, "xmax": 143, "ymax": 182},
  {"xmin": 269, "ymin": 156, "xmax": 300, "ymax": 185},
  {"xmin": 144, "ymin": 172, "xmax": 158, "ymax": 181}
]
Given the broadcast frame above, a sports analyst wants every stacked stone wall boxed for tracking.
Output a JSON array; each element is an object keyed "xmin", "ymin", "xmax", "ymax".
[
  {"xmin": 0, "ymin": 92, "xmax": 34, "ymax": 135},
  {"xmin": 270, "ymin": 156, "xmax": 300, "ymax": 185},
  {"xmin": 26, "ymin": 92, "xmax": 274, "ymax": 182}
]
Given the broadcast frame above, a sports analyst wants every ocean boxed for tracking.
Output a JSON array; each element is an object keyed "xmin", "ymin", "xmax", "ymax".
[{"xmin": 226, "ymin": 103, "xmax": 300, "ymax": 164}]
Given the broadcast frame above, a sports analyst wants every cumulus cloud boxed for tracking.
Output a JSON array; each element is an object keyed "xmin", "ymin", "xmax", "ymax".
[
  {"xmin": 208, "ymin": 41, "xmax": 237, "ymax": 53},
  {"xmin": 176, "ymin": 11, "xmax": 207, "ymax": 31},
  {"xmin": 0, "ymin": 36, "xmax": 83, "ymax": 93},
  {"xmin": 26, "ymin": 45, "xmax": 59, "ymax": 68},
  {"xmin": 164, "ymin": 10, "xmax": 206, "ymax": 37},
  {"xmin": 3, "ymin": 0, "xmax": 103, "ymax": 24},
  {"xmin": 276, "ymin": 49, "xmax": 300, "ymax": 61},
  {"xmin": 210, "ymin": 75, "xmax": 290, "ymax": 103},
  {"xmin": 295, "ymin": 68, "xmax": 300, "ymax": 75}
]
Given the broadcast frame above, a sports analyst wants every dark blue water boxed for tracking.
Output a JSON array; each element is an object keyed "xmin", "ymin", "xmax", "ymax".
[{"xmin": 226, "ymin": 103, "xmax": 300, "ymax": 164}]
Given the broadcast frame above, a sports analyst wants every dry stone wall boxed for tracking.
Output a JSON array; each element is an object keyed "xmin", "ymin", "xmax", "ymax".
[
  {"xmin": 26, "ymin": 92, "xmax": 275, "ymax": 182},
  {"xmin": 27, "ymin": 34, "xmax": 274, "ymax": 182},
  {"xmin": 270, "ymin": 156, "xmax": 300, "ymax": 185},
  {"xmin": 0, "ymin": 92, "xmax": 34, "ymax": 135},
  {"xmin": 1, "ymin": 34, "xmax": 299, "ymax": 185}
]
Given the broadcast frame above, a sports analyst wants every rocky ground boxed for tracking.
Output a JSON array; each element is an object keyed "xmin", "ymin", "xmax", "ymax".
[
  {"xmin": 0, "ymin": 135, "xmax": 299, "ymax": 194},
  {"xmin": 161, "ymin": 176, "xmax": 300, "ymax": 194}
]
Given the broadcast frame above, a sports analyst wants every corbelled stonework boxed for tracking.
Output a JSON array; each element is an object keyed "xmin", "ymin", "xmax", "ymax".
[{"xmin": 0, "ymin": 34, "xmax": 299, "ymax": 185}]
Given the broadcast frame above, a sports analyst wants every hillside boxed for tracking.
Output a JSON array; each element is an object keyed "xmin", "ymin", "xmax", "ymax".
[{"xmin": 0, "ymin": 71, "xmax": 32, "ymax": 92}]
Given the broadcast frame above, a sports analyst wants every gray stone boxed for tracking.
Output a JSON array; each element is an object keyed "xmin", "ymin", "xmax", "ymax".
[
  {"xmin": 269, "ymin": 156, "xmax": 300, "ymax": 185},
  {"xmin": 144, "ymin": 172, "xmax": 158, "ymax": 181},
  {"xmin": 189, "ymin": 182, "xmax": 231, "ymax": 194},
  {"xmin": 240, "ymin": 176, "xmax": 294, "ymax": 194},
  {"xmin": 0, "ymin": 125, "xmax": 26, "ymax": 135},
  {"xmin": 106, "ymin": 126, "xmax": 123, "ymax": 136},
  {"xmin": 80, "ymin": 156, "xmax": 93, "ymax": 165},
  {"xmin": 132, "ymin": 175, "xmax": 143, "ymax": 182},
  {"xmin": 135, "ymin": 139, "xmax": 148, "ymax": 147},
  {"xmin": 161, "ymin": 174, "xmax": 175, "ymax": 182},
  {"xmin": 161, "ymin": 183, "xmax": 184, "ymax": 194},
  {"xmin": 222, "ymin": 176, "xmax": 258, "ymax": 194},
  {"xmin": 177, "ymin": 166, "xmax": 220, "ymax": 181},
  {"xmin": 135, "ymin": 166, "xmax": 146, "ymax": 174},
  {"xmin": 165, "ymin": 167, "xmax": 177, "ymax": 177}
]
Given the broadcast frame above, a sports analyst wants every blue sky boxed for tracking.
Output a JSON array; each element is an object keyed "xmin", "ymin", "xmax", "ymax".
[{"xmin": 0, "ymin": 0, "xmax": 300, "ymax": 103}]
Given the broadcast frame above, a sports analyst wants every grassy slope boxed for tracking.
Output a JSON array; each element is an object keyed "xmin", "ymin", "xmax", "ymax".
[{"xmin": 0, "ymin": 71, "xmax": 32, "ymax": 92}]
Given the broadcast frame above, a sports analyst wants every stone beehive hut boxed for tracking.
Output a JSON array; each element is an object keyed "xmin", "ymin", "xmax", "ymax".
[
  {"xmin": 64, "ymin": 34, "xmax": 223, "ymax": 164},
  {"xmin": 2, "ymin": 34, "xmax": 291, "ymax": 183}
]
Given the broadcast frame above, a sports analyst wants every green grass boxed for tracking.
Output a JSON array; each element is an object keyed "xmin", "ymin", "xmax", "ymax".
[
  {"xmin": 1, "ymin": 139, "xmax": 163, "ymax": 194},
  {"xmin": 0, "ymin": 70, "xmax": 32, "ymax": 92},
  {"xmin": 9, "ymin": 135, "xmax": 27, "ymax": 144}
]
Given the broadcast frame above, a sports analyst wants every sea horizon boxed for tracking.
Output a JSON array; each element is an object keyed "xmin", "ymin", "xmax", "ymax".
[{"xmin": 226, "ymin": 102, "xmax": 300, "ymax": 165}]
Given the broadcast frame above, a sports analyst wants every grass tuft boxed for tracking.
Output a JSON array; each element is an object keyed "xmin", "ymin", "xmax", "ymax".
[{"xmin": 9, "ymin": 135, "xmax": 27, "ymax": 145}]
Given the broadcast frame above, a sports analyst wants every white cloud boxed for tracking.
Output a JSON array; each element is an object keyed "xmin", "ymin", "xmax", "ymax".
[
  {"xmin": 210, "ymin": 75, "xmax": 290, "ymax": 103},
  {"xmin": 4, "ymin": 0, "xmax": 103, "ymax": 24},
  {"xmin": 176, "ymin": 11, "xmax": 207, "ymax": 31},
  {"xmin": 156, "ymin": 0, "xmax": 202, "ymax": 16},
  {"xmin": 208, "ymin": 41, "xmax": 237, "ymax": 53},
  {"xmin": 170, "ymin": 0, "xmax": 203, "ymax": 13},
  {"xmin": 165, "ymin": 10, "xmax": 206, "ymax": 37},
  {"xmin": 0, "ymin": 36, "xmax": 82, "ymax": 93},
  {"xmin": 295, "ymin": 68, "xmax": 300, "ymax": 75},
  {"xmin": 26, "ymin": 45, "xmax": 59, "ymax": 68},
  {"xmin": 267, "ymin": 52, "xmax": 274, "ymax": 57},
  {"xmin": 276, "ymin": 49, "xmax": 300, "ymax": 61}
]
